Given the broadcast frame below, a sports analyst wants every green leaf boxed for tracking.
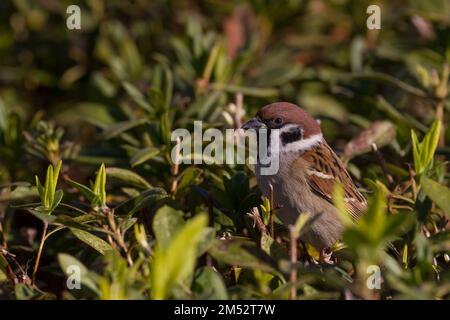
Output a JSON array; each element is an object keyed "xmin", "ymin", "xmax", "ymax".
[
  {"xmin": 421, "ymin": 177, "xmax": 450, "ymax": 213},
  {"xmin": 122, "ymin": 82, "xmax": 152, "ymax": 111},
  {"xmin": 27, "ymin": 208, "xmax": 57, "ymax": 222},
  {"xmin": 70, "ymin": 228, "xmax": 113, "ymax": 255},
  {"xmin": 421, "ymin": 120, "xmax": 441, "ymax": 169},
  {"xmin": 333, "ymin": 183, "xmax": 353, "ymax": 226},
  {"xmin": 105, "ymin": 167, "xmax": 151, "ymax": 189},
  {"xmin": 14, "ymin": 282, "xmax": 56, "ymax": 299},
  {"xmin": 260, "ymin": 233, "xmax": 289, "ymax": 261},
  {"xmin": 118, "ymin": 217, "xmax": 138, "ymax": 233},
  {"xmin": 35, "ymin": 176, "xmax": 44, "ymax": 201},
  {"xmin": 44, "ymin": 164, "xmax": 52, "ymax": 209},
  {"xmin": 53, "ymin": 160, "xmax": 62, "ymax": 194},
  {"xmin": 93, "ymin": 163, "xmax": 107, "ymax": 206},
  {"xmin": 357, "ymin": 184, "xmax": 387, "ymax": 243},
  {"xmin": 66, "ymin": 178, "xmax": 96, "ymax": 203},
  {"xmin": 117, "ymin": 187, "xmax": 168, "ymax": 216},
  {"xmin": 0, "ymin": 254, "xmax": 9, "ymax": 280},
  {"xmin": 130, "ymin": 147, "xmax": 159, "ymax": 167},
  {"xmin": 101, "ymin": 119, "xmax": 147, "ymax": 140},
  {"xmin": 38, "ymin": 161, "xmax": 62, "ymax": 211},
  {"xmin": 151, "ymin": 214, "xmax": 208, "ymax": 299},
  {"xmin": 192, "ymin": 267, "xmax": 228, "ymax": 300},
  {"xmin": 152, "ymin": 205, "xmax": 185, "ymax": 250},
  {"xmin": 176, "ymin": 167, "xmax": 202, "ymax": 195},
  {"xmin": 411, "ymin": 120, "xmax": 441, "ymax": 175},
  {"xmin": 293, "ymin": 212, "xmax": 311, "ymax": 238},
  {"xmin": 382, "ymin": 212, "xmax": 413, "ymax": 239},
  {"xmin": 197, "ymin": 227, "xmax": 216, "ymax": 256},
  {"xmin": 58, "ymin": 253, "xmax": 99, "ymax": 294},
  {"xmin": 411, "ymin": 129, "xmax": 421, "ymax": 173},
  {"xmin": 53, "ymin": 215, "xmax": 97, "ymax": 230},
  {"xmin": 208, "ymin": 238, "xmax": 277, "ymax": 273},
  {"xmin": 51, "ymin": 189, "xmax": 63, "ymax": 210},
  {"xmin": 260, "ymin": 197, "xmax": 271, "ymax": 225},
  {"xmin": 347, "ymin": 72, "xmax": 427, "ymax": 97}
]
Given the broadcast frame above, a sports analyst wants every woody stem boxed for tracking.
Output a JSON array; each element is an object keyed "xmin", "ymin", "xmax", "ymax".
[{"xmin": 32, "ymin": 222, "xmax": 48, "ymax": 285}]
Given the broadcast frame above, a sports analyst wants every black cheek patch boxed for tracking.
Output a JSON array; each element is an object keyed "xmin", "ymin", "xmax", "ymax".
[{"xmin": 281, "ymin": 127, "xmax": 303, "ymax": 146}]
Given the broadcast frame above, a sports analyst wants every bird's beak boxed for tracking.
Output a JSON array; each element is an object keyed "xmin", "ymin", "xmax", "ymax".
[{"xmin": 241, "ymin": 117, "xmax": 264, "ymax": 131}]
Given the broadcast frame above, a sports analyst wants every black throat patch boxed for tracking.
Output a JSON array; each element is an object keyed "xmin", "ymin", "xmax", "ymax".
[{"xmin": 280, "ymin": 126, "xmax": 303, "ymax": 146}]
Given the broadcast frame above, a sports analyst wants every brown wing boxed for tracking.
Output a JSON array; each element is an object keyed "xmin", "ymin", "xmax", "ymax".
[{"xmin": 301, "ymin": 142, "xmax": 367, "ymax": 220}]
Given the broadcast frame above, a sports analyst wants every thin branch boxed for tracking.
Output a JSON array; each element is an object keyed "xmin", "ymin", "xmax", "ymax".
[
  {"xmin": 246, "ymin": 207, "xmax": 268, "ymax": 235},
  {"xmin": 371, "ymin": 143, "xmax": 394, "ymax": 185},
  {"xmin": 32, "ymin": 222, "xmax": 48, "ymax": 285},
  {"xmin": 289, "ymin": 225, "xmax": 298, "ymax": 300},
  {"xmin": 434, "ymin": 63, "xmax": 448, "ymax": 149},
  {"xmin": 234, "ymin": 92, "xmax": 243, "ymax": 129},
  {"xmin": 170, "ymin": 137, "xmax": 181, "ymax": 194},
  {"xmin": 269, "ymin": 183, "xmax": 275, "ymax": 239}
]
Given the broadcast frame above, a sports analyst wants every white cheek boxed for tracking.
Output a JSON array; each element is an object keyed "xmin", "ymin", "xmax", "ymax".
[{"xmin": 279, "ymin": 133, "xmax": 323, "ymax": 153}]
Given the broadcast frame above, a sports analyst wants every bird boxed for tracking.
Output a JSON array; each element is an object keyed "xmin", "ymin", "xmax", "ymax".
[{"xmin": 241, "ymin": 102, "xmax": 367, "ymax": 253}]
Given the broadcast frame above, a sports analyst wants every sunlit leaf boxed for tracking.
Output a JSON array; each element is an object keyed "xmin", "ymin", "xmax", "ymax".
[{"xmin": 151, "ymin": 214, "xmax": 208, "ymax": 299}]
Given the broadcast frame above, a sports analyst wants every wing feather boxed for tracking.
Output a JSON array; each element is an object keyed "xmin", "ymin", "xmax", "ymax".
[{"xmin": 301, "ymin": 142, "xmax": 367, "ymax": 220}]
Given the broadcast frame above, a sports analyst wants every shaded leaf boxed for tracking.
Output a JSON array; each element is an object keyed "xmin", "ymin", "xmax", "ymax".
[
  {"xmin": 70, "ymin": 228, "xmax": 113, "ymax": 255},
  {"xmin": 421, "ymin": 177, "xmax": 450, "ymax": 213},
  {"xmin": 192, "ymin": 267, "xmax": 228, "ymax": 299},
  {"xmin": 130, "ymin": 147, "xmax": 159, "ymax": 167},
  {"xmin": 208, "ymin": 237, "xmax": 277, "ymax": 273},
  {"xmin": 106, "ymin": 167, "xmax": 151, "ymax": 189}
]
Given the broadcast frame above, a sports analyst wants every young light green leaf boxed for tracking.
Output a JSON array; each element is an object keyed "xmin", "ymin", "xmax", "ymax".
[
  {"xmin": 35, "ymin": 176, "xmax": 44, "ymax": 201},
  {"xmin": 152, "ymin": 205, "xmax": 185, "ymax": 250},
  {"xmin": 44, "ymin": 164, "xmax": 52, "ymax": 209},
  {"xmin": 411, "ymin": 120, "xmax": 441, "ymax": 175},
  {"xmin": 51, "ymin": 189, "xmax": 64, "ymax": 210},
  {"xmin": 38, "ymin": 160, "xmax": 62, "ymax": 211},
  {"xmin": 411, "ymin": 129, "xmax": 421, "ymax": 173},
  {"xmin": 53, "ymin": 160, "xmax": 62, "ymax": 195},
  {"xmin": 332, "ymin": 183, "xmax": 353, "ymax": 227},
  {"xmin": 293, "ymin": 212, "xmax": 311, "ymax": 238},
  {"xmin": 93, "ymin": 163, "xmax": 107, "ymax": 207},
  {"xmin": 151, "ymin": 214, "xmax": 208, "ymax": 299},
  {"xmin": 58, "ymin": 253, "xmax": 99, "ymax": 294},
  {"xmin": 0, "ymin": 253, "xmax": 9, "ymax": 280}
]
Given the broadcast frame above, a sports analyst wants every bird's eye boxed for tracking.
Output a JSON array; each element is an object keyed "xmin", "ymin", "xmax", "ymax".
[{"xmin": 273, "ymin": 117, "xmax": 283, "ymax": 125}]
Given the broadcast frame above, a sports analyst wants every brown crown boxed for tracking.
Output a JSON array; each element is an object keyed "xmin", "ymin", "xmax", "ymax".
[{"xmin": 257, "ymin": 102, "xmax": 321, "ymax": 138}]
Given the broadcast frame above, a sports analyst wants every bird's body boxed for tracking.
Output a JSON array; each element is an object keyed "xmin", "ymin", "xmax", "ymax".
[
  {"xmin": 255, "ymin": 141, "xmax": 344, "ymax": 248},
  {"xmin": 243, "ymin": 102, "xmax": 367, "ymax": 249}
]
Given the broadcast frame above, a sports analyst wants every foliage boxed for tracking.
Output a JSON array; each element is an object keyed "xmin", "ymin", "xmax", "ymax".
[{"xmin": 0, "ymin": 0, "xmax": 449, "ymax": 300}]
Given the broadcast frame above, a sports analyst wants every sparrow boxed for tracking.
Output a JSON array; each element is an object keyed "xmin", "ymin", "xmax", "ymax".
[{"xmin": 241, "ymin": 102, "xmax": 367, "ymax": 250}]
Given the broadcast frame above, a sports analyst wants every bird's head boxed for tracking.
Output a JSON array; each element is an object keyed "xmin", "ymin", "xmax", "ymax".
[{"xmin": 241, "ymin": 102, "xmax": 323, "ymax": 153}]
